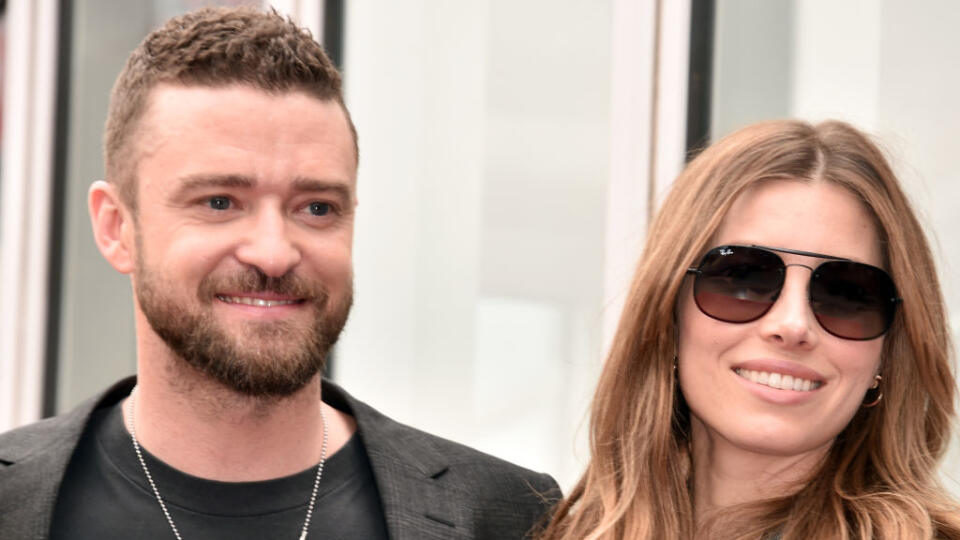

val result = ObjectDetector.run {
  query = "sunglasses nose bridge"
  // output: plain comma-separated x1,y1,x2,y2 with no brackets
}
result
781,263,817,305
756,265,821,347
783,262,816,273
783,263,816,294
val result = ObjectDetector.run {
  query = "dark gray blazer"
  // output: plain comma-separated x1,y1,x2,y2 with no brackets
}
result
0,377,560,540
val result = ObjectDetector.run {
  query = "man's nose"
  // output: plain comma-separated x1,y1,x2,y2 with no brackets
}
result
234,208,302,277
757,266,819,349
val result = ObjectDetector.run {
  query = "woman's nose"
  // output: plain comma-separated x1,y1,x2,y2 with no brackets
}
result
757,266,819,349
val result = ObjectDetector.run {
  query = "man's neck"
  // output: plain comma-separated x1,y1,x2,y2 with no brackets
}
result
125,343,356,482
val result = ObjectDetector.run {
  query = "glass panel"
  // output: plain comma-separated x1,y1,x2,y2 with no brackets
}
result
0,6,6,211
337,0,611,487
710,0,960,495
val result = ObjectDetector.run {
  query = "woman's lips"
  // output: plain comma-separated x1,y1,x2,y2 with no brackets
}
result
733,368,822,391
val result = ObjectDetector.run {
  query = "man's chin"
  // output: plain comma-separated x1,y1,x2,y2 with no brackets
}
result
175,345,326,398
145,315,330,398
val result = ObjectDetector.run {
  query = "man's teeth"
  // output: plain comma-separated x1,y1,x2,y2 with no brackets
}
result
217,295,299,307
734,368,821,392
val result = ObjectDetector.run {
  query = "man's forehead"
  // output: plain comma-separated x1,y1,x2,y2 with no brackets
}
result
132,83,358,190
136,83,356,160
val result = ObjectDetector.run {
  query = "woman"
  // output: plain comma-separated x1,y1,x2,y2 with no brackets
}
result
540,120,960,539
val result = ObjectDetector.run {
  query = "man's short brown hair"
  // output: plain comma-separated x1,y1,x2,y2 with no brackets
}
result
104,6,357,210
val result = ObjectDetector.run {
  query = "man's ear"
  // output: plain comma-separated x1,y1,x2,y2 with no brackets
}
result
89,180,135,274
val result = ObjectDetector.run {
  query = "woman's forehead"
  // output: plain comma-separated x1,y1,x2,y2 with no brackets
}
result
712,179,883,267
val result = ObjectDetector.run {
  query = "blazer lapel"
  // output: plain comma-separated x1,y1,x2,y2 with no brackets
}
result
323,381,473,540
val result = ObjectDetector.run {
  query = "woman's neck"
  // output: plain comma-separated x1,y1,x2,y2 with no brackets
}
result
689,418,831,526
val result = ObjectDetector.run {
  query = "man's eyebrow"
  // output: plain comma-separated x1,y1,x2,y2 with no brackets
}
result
174,174,256,194
291,177,354,202
172,175,353,201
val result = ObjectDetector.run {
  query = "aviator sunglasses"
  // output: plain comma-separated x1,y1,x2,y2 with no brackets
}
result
686,244,900,340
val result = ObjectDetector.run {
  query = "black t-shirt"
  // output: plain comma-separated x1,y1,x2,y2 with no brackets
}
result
49,402,390,540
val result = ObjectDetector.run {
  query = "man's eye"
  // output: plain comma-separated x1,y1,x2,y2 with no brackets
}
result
208,196,231,210
308,202,332,216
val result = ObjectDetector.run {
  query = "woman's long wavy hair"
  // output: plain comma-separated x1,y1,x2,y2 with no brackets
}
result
539,120,960,539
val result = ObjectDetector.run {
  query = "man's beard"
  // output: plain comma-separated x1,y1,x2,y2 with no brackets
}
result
136,259,352,398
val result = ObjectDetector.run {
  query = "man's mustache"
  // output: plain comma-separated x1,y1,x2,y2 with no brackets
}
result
197,268,329,303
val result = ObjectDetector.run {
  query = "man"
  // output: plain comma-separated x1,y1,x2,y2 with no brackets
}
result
0,7,559,539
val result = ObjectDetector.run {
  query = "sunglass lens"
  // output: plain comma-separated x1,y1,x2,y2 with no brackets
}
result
693,246,784,323
810,261,897,340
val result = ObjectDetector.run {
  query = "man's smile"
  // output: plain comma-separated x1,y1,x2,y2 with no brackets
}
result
215,294,305,307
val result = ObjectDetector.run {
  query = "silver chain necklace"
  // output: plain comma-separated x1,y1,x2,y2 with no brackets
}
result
126,385,328,540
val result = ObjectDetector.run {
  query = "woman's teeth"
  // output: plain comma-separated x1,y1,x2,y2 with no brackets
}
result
734,368,822,392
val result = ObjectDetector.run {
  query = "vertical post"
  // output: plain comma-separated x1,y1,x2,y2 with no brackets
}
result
685,0,715,159
603,0,690,354
0,0,59,431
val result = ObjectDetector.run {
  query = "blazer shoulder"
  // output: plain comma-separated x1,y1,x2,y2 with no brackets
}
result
0,377,135,466
414,426,560,497
0,405,90,467
328,382,561,503
373,416,562,537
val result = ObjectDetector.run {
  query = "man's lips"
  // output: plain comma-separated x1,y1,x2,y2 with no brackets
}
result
215,293,306,307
